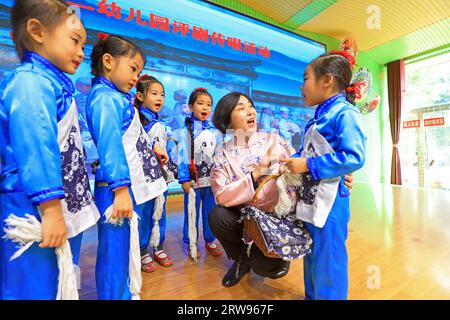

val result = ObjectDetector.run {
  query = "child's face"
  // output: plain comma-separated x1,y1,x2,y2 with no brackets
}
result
301,65,326,107
142,82,165,113
37,17,86,75
106,53,144,93
230,95,257,133
190,94,212,121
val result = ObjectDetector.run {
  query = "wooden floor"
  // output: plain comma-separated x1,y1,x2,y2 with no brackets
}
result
78,183,450,300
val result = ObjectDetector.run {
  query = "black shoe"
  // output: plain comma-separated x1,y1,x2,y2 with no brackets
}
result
269,261,290,279
222,260,251,287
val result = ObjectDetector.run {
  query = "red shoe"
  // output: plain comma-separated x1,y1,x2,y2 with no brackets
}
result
141,254,158,273
205,242,223,257
154,250,173,267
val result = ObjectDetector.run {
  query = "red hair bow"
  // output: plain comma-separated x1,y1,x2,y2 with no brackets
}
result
330,50,356,68
9,32,14,41
136,74,151,88
345,81,365,100
97,32,109,41
194,87,207,93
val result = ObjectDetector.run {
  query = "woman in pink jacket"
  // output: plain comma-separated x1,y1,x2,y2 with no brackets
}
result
209,92,296,287
209,92,353,288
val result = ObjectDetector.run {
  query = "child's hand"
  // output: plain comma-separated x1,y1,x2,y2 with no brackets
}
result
112,186,133,219
344,174,353,193
39,199,68,248
279,158,309,174
182,181,193,193
154,144,169,165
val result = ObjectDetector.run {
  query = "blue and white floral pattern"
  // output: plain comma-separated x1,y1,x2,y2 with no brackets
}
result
240,206,312,261
61,126,93,213
136,129,163,183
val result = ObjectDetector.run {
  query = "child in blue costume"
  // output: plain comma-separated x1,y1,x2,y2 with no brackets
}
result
177,88,223,260
86,35,166,300
281,51,366,300
134,74,175,272
0,0,98,299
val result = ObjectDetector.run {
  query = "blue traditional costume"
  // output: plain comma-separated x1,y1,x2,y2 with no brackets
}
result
0,52,99,299
138,108,176,253
86,76,166,300
293,93,366,300
177,115,221,250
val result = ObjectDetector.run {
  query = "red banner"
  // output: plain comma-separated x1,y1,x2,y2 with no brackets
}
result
403,120,420,128
424,117,445,127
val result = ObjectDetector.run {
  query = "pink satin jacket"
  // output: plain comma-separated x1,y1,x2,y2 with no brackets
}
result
211,131,295,212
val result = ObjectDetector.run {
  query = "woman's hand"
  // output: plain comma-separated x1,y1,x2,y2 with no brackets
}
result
39,199,68,248
252,144,276,181
112,186,133,219
182,181,193,193
154,144,169,165
279,158,309,174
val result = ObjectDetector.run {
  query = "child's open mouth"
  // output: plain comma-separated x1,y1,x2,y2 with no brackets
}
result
247,118,256,126
201,112,208,117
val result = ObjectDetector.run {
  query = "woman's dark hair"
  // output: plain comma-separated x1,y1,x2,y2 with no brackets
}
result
188,87,213,106
133,74,164,126
213,92,255,134
90,34,146,76
11,0,74,59
309,52,357,104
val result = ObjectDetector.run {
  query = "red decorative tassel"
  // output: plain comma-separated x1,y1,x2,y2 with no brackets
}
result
330,50,356,68
189,160,200,187
345,81,365,100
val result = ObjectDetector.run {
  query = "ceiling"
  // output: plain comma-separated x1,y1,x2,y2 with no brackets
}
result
217,0,450,64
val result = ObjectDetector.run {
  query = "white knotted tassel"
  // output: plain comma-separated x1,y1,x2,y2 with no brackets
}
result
275,172,303,218
149,194,165,248
187,188,198,262
104,207,142,300
2,213,79,300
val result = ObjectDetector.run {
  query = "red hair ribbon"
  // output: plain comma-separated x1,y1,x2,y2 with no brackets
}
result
9,32,14,41
97,32,109,41
135,74,151,88
194,87,207,93
345,81,365,100
330,50,356,68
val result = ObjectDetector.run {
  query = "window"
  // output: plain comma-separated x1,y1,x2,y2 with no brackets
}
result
400,52,450,189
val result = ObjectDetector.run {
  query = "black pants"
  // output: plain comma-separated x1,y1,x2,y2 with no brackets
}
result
209,205,288,278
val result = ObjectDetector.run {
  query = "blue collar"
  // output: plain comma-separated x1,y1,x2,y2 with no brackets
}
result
189,114,210,130
140,108,159,122
314,93,346,119
140,107,160,131
93,76,133,103
22,51,75,94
